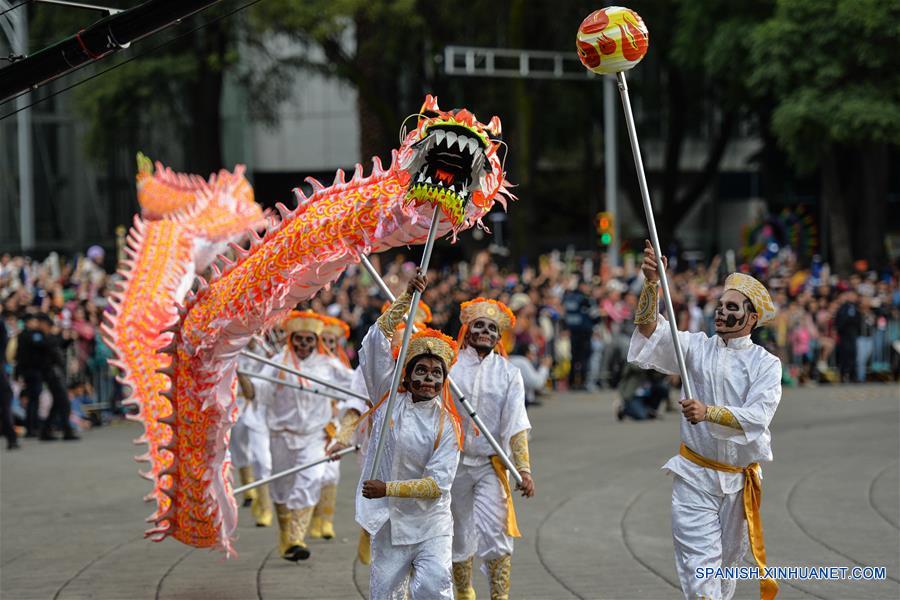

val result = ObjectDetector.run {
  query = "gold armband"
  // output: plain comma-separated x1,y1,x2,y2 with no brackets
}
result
237,373,255,400
385,477,441,499
634,279,659,325
509,430,531,473
335,409,360,445
706,405,743,430
377,291,413,337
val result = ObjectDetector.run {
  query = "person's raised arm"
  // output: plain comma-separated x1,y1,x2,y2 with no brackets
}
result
634,239,667,339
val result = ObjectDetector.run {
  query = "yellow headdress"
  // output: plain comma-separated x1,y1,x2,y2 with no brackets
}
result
459,297,515,332
393,328,459,373
282,310,325,335
319,315,351,339
723,273,776,327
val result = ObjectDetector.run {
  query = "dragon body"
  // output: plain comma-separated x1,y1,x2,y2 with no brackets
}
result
109,96,513,555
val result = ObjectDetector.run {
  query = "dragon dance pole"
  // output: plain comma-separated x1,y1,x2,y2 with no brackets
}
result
367,210,441,480
614,73,693,399
576,7,693,399
238,350,371,403
233,445,359,494
238,370,351,400
358,254,522,485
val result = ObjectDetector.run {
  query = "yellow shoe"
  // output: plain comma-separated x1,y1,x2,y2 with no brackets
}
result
357,529,371,565
452,556,476,600
238,466,257,507
275,504,292,558
312,483,337,540
308,515,324,540
284,507,314,561
320,520,335,540
487,554,511,600
252,483,273,527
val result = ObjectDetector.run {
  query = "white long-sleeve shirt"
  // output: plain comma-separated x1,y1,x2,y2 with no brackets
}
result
236,353,268,432
507,355,550,404
450,346,531,468
255,348,353,443
627,319,782,494
355,326,459,545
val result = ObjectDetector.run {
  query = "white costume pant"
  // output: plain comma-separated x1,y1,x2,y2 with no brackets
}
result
451,462,514,565
230,420,271,479
269,433,325,510
370,523,453,600
322,455,340,486
671,475,749,600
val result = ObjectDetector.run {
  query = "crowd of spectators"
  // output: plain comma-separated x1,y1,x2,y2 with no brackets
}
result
1,247,117,448
2,243,898,449
308,249,900,390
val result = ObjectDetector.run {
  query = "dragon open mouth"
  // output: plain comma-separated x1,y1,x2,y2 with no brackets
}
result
404,123,490,223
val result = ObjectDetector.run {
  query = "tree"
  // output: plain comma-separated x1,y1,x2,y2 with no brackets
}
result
749,0,900,272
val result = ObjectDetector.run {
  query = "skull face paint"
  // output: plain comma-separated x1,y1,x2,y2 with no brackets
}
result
290,331,318,360
320,331,339,355
465,317,500,353
404,355,446,401
714,289,758,336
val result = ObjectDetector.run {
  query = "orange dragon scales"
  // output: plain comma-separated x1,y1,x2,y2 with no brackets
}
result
104,96,514,555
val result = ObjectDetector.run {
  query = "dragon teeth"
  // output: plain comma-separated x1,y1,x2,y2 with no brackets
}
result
457,134,468,151
425,176,432,184
467,138,479,154
435,130,446,145
445,131,457,147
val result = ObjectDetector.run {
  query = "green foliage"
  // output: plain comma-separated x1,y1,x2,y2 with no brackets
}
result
75,55,196,159
749,0,900,171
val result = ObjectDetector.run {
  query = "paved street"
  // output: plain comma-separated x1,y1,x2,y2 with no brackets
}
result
1,384,898,600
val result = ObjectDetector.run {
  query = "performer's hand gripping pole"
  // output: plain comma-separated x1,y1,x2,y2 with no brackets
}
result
238,350,371,404
359,254,523,486
615,72,693,399
367,212,442,481
233,445,359,495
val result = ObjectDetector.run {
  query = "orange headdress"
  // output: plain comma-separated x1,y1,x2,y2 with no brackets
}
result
457,297,516,356
319,315,352,366
282,310,330,355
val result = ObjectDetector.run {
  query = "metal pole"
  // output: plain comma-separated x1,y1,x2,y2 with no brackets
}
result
239,350,370,404
616,71,693,399
603,75,618,267
359,253,523,485
368,212,441,480
238,370,348,400
233,445,358,494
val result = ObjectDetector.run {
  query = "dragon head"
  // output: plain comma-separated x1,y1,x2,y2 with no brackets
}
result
399,95,511,229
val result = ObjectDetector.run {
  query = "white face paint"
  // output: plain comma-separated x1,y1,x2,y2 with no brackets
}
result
714,289,758,336
466,317,500,352
405,355,445,401
290,331,317,359
320,331,338,354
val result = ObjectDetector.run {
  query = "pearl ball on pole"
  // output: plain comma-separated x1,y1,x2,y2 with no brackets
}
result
576,6,694,399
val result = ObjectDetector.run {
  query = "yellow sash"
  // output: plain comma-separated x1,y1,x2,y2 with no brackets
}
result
679,443,778,600
490,456,521,538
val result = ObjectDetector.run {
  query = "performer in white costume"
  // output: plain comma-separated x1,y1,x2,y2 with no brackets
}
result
309,315,356,541
449,297,535,600
628,241,781,600
340,299,435,565
254,310,353,561
350,272,462,599
229,339,273,526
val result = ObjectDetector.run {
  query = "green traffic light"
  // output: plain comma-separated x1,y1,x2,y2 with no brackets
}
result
600,233,612,244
